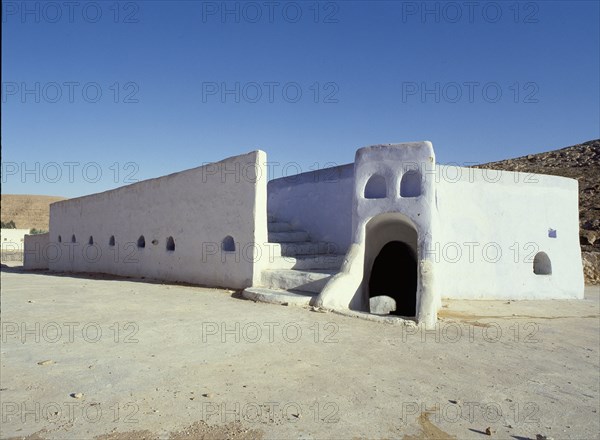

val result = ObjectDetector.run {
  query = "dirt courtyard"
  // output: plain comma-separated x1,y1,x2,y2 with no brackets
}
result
1,265,599,440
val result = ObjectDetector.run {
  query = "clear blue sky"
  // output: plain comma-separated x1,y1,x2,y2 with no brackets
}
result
2,0,599,197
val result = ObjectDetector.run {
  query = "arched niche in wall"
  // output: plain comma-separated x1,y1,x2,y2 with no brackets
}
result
364,174,387,199
400,170,422,198
533,252,552,275
166,236,175,252
222,236,235,252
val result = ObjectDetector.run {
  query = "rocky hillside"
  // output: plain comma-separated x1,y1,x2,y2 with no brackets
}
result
1,194,66,230
476,139,599,283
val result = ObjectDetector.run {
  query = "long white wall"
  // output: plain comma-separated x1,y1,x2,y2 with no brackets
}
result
435,165,584,299
47,151,268,289
268,164,354,253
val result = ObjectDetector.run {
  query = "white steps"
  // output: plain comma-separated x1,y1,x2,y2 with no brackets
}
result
268,231,309,243
243,287,317,307
261,269,336,293
271,241,339,257
243,215,343,307
268,254,345,270
267,222,294,232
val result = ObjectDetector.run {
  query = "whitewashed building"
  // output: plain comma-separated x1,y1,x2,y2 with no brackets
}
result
24,142,584,324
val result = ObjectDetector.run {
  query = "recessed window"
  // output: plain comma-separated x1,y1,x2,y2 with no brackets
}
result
533,252,552,275
71,234,76,243
166,236,175,252
364,175,387,199
137,235,146,248
58,235,62,243
109,235,115,246
222,235,235,252
88,236,94,245
400,170,422,198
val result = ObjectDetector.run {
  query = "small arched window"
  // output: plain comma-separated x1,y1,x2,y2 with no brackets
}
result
109,236,115,246
137,235,146,249
533,252,552,275
58,235,62,243
400,170,422,198
88,236,94,245
166,236,175,252
364,174,387,199
71,234,76,243
222,235,235,252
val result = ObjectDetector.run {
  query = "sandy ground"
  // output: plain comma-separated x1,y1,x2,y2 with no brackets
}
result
1,264,599,440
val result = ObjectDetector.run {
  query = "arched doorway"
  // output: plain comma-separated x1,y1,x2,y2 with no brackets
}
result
364,213,418,318
369,241,417,316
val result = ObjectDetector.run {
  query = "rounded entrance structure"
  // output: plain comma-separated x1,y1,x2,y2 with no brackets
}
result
364,213,418,318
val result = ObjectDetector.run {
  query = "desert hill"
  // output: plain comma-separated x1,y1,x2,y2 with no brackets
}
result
1,194,67,230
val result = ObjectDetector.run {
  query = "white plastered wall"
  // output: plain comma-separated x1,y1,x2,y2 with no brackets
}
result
435,165,584,299
47,151,268,289
23,233,50,269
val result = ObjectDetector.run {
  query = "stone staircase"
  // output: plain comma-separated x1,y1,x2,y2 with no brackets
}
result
242,216,345,306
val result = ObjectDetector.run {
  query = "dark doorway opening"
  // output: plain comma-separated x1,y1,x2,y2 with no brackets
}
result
368,241,417,317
